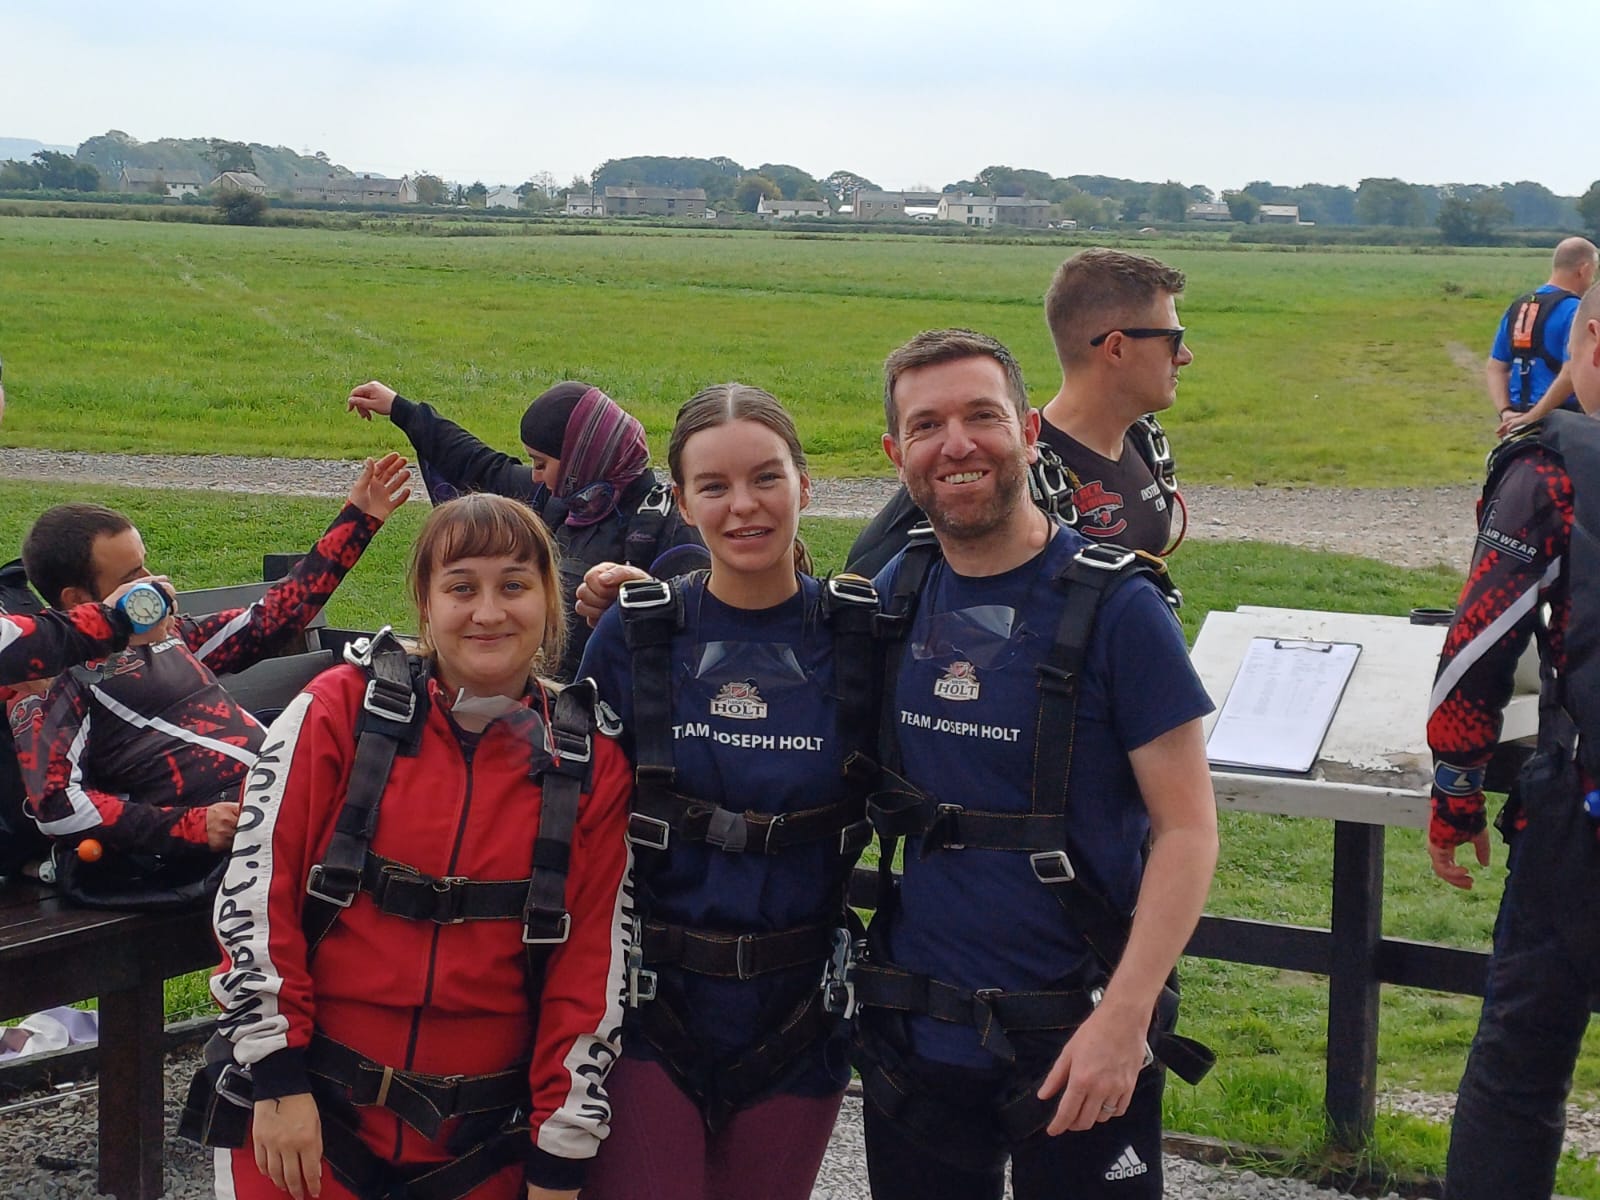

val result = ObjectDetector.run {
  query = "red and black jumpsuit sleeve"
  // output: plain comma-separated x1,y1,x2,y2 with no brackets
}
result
0,603,130,688
9,670,215,853
1427,451,1573,849
180,502,383,676
523,730,635,1192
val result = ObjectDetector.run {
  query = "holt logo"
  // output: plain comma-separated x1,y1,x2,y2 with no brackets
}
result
711,679,768,720
934,661,981,702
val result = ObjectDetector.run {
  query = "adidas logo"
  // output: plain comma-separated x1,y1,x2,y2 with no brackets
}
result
1103,1145,1149,1181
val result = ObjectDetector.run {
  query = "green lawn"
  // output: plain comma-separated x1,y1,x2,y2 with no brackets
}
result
0,215,1542,483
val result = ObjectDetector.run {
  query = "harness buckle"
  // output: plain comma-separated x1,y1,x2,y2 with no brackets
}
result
1072,545,1137,573
1088,986,1155,1067
546,723,592,765
826,574,878,608
934,803,965,851
214,1062,254,1109
626,813,671,850
820,928,860,1019
626,942,658,1006
1030,453,1074,516
705,807,751,853
1029,850,1076,884
637,482,674,517
434,876,469,923
735,934,756,981
362,676,416,725
619,579,674,611
522,910,572,945
305,864,358,908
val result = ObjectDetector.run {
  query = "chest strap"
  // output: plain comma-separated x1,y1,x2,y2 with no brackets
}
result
308,1032,528,1141
638,919,836,981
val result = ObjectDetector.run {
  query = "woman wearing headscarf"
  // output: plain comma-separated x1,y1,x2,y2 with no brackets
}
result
346,379,706,680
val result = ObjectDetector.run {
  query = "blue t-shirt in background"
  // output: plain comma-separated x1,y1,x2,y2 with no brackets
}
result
1491,284,1580,412
872,527,1213,1068
578,573,854,1095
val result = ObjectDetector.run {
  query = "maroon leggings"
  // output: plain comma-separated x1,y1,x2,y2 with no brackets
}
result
583,1056,844,1200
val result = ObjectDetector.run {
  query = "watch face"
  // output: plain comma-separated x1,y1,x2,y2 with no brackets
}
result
122,583,168,628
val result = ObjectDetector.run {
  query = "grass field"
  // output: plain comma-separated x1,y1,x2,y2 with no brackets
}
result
0,215,1550,483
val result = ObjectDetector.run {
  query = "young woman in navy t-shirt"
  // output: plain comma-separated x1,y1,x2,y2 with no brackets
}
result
579,384,873,1200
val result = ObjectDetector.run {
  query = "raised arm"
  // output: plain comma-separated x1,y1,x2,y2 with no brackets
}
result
349,380,538,502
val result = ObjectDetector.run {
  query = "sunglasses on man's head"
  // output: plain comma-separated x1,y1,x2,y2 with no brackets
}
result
1088,327,1186,356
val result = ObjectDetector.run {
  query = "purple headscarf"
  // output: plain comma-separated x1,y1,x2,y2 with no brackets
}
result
554,387,651,527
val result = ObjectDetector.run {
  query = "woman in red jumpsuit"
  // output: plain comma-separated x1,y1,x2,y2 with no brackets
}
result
209,493,635,1200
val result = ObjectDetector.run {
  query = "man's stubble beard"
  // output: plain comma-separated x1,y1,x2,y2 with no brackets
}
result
906,447,1032,545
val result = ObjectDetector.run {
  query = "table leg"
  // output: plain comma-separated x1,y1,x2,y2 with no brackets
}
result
1325,819,1383,1149
98,978,165,1200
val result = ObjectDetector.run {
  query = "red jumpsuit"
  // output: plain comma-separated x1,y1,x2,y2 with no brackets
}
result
211,662,635,1198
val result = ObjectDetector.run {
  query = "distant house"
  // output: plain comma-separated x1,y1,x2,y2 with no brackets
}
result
993,196,1051,228
755,197,830,220
1258,204,1302,224
852,190,942,221
564,191,602,216
292,173,417,205
938,194,998,227
210,171,268,195
602,186,707,218
119,167,205,198
1186,201,1231,222
485,185,520,209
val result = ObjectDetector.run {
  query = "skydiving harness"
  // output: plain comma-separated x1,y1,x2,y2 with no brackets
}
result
1504,288,1580,411
852,530,1213,1148
623,481,679,569
183,627,597,1200
1041,414,1185,556
615,572,880,1128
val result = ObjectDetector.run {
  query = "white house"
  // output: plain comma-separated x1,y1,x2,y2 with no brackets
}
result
564,191,602,216
486,185,519,209
119,167,205,198
210,171,268,195
755,197,830,220
938,194,998,226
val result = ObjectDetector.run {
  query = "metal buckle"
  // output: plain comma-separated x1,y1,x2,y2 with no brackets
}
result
305,864,357,908
619,579,673,610
826,574,877,607
626,942,658,1006
546,724,592,765
734,934,756,981
433,875,469,924
1073,545,1137,572
935,803,965,851
1029,850,1076,884
1088,987,1154,1066
362,677,416,724
819,928,859,1019
215,1062,254,1109
522,911,572,945
1030,454,1073,516
626,813,671,850
637,483,674,516
341,626,387,668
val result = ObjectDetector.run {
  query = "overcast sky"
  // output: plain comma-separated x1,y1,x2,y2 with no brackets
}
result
4,0,1589,195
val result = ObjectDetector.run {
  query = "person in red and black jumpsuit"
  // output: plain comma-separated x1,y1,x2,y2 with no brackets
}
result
1427,282,1600,1199
211,492,633,1200
9,455,410,867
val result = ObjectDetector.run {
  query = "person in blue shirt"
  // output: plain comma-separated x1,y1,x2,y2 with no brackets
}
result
856,328,1218,1200
1491,236,1598,436
577,383,876,1200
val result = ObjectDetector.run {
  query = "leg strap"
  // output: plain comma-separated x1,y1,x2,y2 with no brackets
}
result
319,1109,527,1200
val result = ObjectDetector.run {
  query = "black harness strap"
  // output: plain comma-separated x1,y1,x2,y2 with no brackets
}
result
623,481,675,569
307,1032,529,1141
319,1105,527,1200
639,919,836,981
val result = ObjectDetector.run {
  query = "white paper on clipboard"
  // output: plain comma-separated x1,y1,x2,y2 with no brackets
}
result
1205,637,1362,773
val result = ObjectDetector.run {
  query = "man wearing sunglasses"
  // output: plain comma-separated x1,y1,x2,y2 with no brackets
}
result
1038,249,1192,557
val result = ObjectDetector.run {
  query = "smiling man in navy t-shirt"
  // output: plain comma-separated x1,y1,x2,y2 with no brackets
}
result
855,328,1217,1200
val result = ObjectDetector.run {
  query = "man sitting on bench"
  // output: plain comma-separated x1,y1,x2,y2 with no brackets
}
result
8,455,410,896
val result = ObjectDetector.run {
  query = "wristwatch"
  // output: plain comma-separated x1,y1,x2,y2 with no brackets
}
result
116,581,170,633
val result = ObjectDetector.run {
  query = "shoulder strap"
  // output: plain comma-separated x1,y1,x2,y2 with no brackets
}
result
1509,289,1579,374
873,529,942,780
1132,414,1179,496
618,576,687,834
520,680,596,949
302,628,427,948
623,481,676,569
819,573,881,764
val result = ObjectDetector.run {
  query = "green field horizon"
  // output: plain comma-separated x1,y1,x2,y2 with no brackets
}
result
0,215,1548,484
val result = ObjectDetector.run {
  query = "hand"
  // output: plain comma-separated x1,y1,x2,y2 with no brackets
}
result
347,380,398,419
348,452,413,521
1036,1000,1148,1135
527,1188,580,1200
575,562,652,628
253,1092,323,1199
1430,829,1491,889
1496,410,1525,439
207,801,242,852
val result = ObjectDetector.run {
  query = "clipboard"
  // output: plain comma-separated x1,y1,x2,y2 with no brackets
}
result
1205,637,1362,774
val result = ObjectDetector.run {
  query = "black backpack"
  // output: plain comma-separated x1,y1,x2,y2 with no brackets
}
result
1504,288,1580,410
0,559,51,878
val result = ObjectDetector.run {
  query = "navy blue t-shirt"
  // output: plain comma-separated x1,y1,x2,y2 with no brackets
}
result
873,527,1212,1068
578,573,854,1095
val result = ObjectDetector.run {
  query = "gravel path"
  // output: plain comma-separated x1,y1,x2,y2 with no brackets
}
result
0,447,1479,570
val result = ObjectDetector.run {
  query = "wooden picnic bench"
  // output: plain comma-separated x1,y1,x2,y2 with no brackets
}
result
0,559,360,1199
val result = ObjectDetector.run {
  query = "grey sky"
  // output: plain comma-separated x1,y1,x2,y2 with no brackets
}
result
5,0,1589,195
